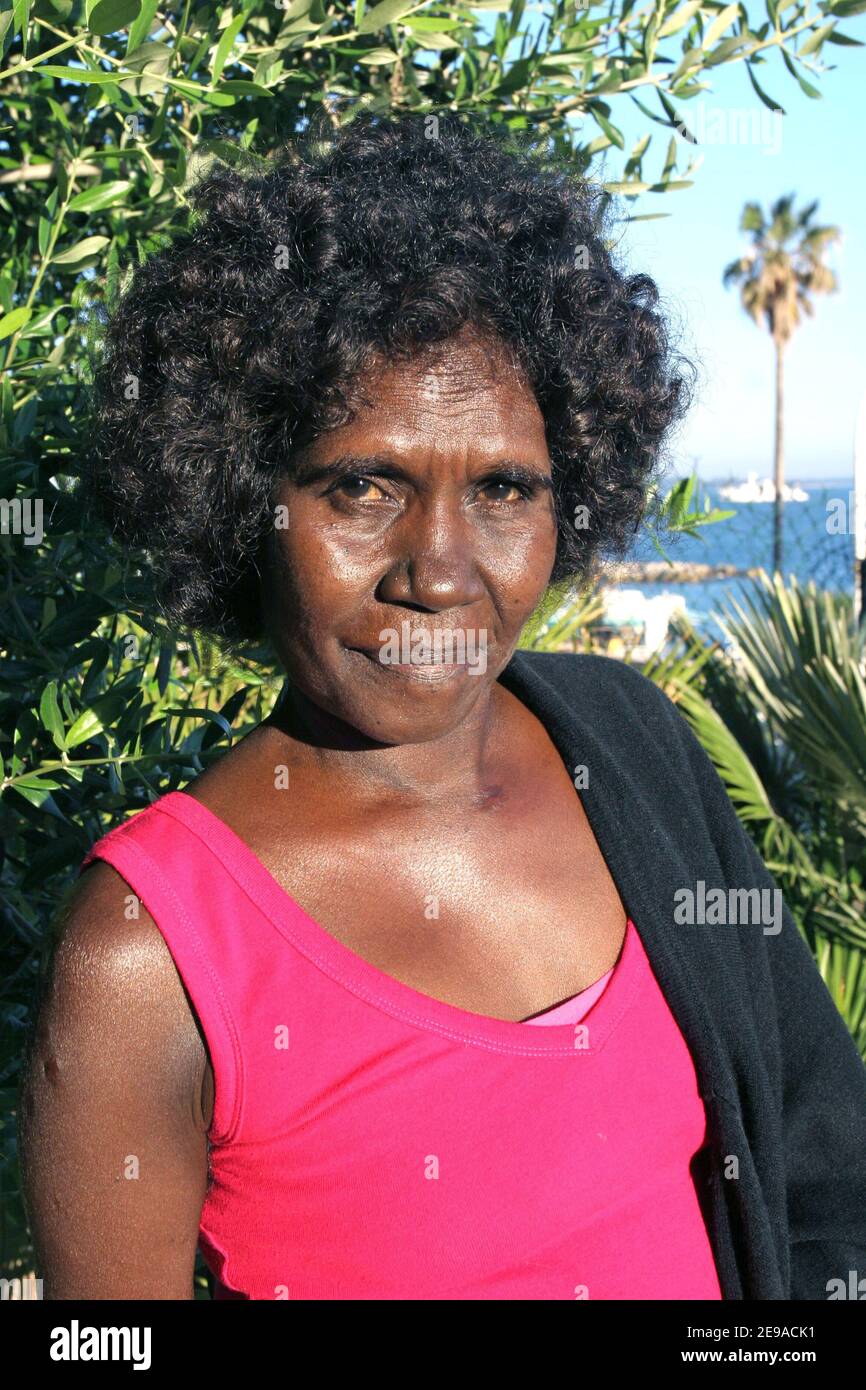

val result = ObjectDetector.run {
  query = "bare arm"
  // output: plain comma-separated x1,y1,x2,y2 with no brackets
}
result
18,861,211,1299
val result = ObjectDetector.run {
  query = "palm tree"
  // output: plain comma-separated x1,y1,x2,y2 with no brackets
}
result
723,196,839,574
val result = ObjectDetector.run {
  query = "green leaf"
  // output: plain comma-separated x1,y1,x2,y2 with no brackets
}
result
780,46,821,97
595,67,623,94
656,87,696,140
12,773,62,796
494,54,533,97
648,178,693,191
39,681,67,751
604,180,651,194
745,59,785,112
64,688,134,749
358,46,399,63
356,0,416,33
662,134,677,178
65,708,104,749
659,0,702,37
126,0,158,53
51,235,110,267
164,706,234,742
408,30,459,48
219,79,273,96
125,38,171,72
589,103,625,149
38,214,53,258
404,13,460,29
621,212,672,222
13,0,31,54
643,6,661,66
670,45,704,82
211,9,250,85
36,65,119,82
799,20,835,55
88,0,139,34
705,33,752,65
169,76,237,105
0,306,32,339
13,397,37,442
67,179,130,212
702,1,739,50
681,471,696,515
34,0,87,21
10,778,63,807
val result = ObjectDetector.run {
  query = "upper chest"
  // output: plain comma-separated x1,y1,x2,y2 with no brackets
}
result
189,727,628,1022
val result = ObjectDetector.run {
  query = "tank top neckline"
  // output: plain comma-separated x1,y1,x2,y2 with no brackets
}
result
152,789,645,1056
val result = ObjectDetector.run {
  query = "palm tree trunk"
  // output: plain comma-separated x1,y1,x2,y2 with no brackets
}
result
773,339,784,574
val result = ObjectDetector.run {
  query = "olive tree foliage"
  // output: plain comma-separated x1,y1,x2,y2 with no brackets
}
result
1,0,864,1276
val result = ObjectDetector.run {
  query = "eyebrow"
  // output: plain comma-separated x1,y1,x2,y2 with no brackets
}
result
291,453,554,490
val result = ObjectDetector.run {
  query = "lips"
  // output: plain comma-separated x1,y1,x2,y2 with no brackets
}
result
350,648,467,681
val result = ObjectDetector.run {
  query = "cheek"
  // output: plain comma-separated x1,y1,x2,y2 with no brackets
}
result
483,510,558,592
273,526,376,624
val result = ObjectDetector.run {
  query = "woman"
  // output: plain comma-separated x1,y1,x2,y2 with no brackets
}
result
20,111,866,1301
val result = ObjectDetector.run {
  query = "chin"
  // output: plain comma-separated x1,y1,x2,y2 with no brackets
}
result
341,666,492,745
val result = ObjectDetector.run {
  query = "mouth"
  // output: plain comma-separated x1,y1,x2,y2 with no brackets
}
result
349,648,469,682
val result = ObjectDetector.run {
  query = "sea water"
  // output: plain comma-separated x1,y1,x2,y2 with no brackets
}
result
627,479,855,642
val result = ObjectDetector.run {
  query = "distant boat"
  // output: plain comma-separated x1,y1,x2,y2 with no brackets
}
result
718,471,809,503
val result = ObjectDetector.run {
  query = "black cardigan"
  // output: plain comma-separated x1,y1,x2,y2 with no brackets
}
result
498,645,866,1301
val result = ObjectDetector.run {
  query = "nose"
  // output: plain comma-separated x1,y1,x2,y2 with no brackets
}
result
376,496,487,613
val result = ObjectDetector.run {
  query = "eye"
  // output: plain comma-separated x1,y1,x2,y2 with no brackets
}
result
331,474,388,502
478,477,533,505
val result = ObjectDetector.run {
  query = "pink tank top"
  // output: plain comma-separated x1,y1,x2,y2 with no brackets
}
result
80,791,722,1301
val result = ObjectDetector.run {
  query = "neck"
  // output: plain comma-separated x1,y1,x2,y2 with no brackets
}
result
262,675,515,808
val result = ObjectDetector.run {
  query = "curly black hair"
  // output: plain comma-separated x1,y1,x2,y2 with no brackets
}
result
85,108,691,648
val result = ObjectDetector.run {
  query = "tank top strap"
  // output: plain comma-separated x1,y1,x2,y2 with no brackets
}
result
79,791,247,1144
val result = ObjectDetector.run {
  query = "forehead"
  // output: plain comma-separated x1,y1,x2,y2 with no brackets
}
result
312,330,548,462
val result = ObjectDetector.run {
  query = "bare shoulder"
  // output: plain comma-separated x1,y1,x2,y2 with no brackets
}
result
19,859,212,1298
26,858,211,1134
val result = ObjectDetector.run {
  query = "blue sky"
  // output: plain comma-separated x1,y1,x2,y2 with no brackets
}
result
483,7,866,483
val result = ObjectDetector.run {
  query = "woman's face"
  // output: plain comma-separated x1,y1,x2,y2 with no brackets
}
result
261,326,558,745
